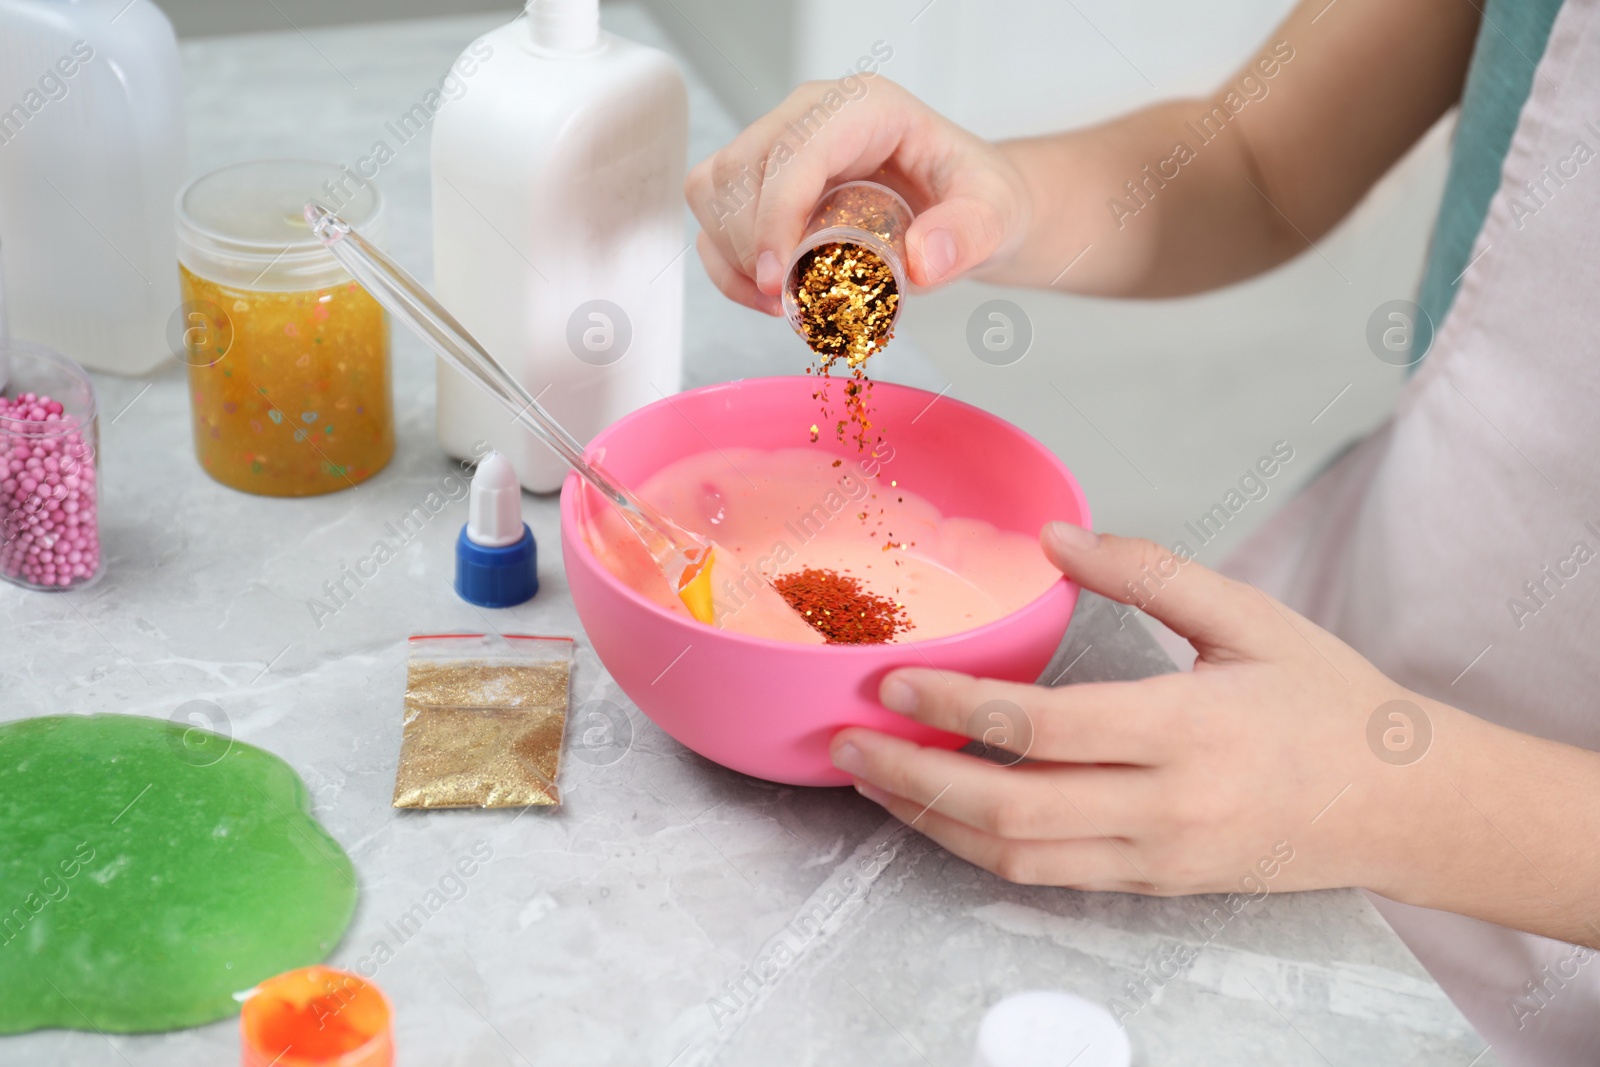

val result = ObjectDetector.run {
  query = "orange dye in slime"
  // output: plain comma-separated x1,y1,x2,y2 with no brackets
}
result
181,265,394,497
582,447,1060,643
240,966,393,1067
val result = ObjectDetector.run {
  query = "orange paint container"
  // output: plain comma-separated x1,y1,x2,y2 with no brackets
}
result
240,966,394,1067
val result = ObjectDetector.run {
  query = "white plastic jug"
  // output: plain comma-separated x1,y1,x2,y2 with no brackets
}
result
0,0,185,376
431,0,688,493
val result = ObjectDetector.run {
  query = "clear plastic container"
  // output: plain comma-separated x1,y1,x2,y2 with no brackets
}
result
175,159,394,497
0,342,102,591
239,966,394,1067
0,0,185,375
781,180,912,363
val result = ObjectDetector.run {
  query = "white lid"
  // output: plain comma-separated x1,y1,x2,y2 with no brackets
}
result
974,991,1131,1067
176,159,384,291
526,0,601,52
467,452,526,547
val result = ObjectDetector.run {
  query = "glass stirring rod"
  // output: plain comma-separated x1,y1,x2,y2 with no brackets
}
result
302,200,720,622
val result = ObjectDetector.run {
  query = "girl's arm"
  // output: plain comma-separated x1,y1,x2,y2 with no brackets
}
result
992,0,1482,295
687,0,1481,307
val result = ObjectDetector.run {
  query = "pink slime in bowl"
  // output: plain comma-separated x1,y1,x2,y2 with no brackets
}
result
559,377,1091,787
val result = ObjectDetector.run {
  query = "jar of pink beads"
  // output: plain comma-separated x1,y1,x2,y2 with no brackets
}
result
0,343,101,591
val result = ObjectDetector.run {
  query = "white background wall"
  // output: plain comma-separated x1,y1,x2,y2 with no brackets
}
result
153,0,514,37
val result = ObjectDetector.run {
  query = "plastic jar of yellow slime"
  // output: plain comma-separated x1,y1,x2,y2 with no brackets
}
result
175,160,393,496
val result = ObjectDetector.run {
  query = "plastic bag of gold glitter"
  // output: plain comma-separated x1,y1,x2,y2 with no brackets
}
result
393,633,573,809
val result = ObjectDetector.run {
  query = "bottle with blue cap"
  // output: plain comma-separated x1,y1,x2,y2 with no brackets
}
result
455,451,539,608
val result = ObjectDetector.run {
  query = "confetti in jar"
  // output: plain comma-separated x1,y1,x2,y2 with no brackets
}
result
175,160,394,497
781,181,912,452
0,343,102,591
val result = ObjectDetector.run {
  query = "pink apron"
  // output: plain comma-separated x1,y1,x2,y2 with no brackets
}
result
1225,1,1600,1061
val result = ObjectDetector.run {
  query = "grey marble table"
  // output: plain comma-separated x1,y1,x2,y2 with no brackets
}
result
0,8,1491,1066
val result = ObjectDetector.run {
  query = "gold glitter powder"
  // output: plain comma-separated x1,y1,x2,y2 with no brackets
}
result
393,636,573,809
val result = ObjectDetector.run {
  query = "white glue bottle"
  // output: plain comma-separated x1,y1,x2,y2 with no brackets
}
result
0,0,185,375
431,0,687,493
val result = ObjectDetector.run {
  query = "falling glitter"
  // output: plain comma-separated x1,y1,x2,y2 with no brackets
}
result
792,241,897,454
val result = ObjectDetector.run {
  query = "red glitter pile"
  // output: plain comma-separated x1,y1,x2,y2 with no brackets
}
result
772,567,909,645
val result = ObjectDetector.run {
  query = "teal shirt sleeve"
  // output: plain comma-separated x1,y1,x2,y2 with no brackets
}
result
1414,0,1566,344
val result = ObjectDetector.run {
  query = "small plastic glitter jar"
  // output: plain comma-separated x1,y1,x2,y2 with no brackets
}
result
239,966,394,1067
176,160,394,497
781,180,912,366
0,342,102,592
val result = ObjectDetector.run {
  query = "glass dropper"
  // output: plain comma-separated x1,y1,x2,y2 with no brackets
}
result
302,200,719,621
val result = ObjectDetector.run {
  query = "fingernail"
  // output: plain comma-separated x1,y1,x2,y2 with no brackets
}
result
755,250,783,294
855,781,891,806
879,675,919,714
1045,521,1099,551
832,742,865,775
922,229,957,280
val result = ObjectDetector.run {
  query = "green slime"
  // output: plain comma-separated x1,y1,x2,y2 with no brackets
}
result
0,714,358,1034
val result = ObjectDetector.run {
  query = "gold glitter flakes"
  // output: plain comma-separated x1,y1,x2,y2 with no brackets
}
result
789,242,900,370
783,182,913,455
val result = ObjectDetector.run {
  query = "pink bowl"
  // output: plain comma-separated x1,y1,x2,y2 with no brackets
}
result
559,377,1090,787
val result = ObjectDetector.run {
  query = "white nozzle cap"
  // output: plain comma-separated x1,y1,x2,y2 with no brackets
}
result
527,0,601,52
467,452,526,548
973,992,1130,1067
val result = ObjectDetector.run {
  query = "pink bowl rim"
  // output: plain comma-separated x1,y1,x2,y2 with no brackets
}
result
558,376,1093,656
